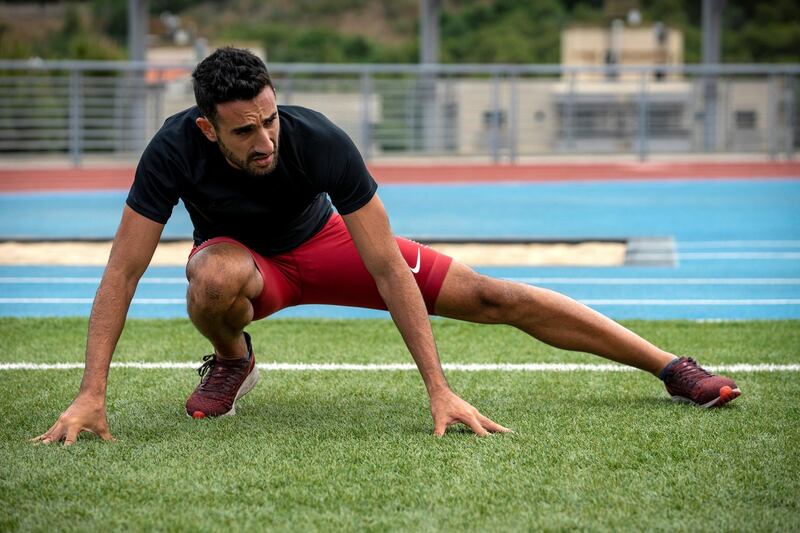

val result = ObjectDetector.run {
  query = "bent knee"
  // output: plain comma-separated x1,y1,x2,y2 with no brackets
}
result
186,244,260,308
472,275,523,323
441,268,524,324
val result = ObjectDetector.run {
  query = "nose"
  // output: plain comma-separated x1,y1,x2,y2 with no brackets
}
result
254,126,274,154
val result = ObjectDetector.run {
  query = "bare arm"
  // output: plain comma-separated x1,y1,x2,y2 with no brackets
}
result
342,195,509,437
33,205,164,445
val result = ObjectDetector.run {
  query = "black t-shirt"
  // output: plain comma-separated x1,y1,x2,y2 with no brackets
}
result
126,105,378,256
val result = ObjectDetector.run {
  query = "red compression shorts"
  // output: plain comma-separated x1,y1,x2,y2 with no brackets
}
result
188,213,454,320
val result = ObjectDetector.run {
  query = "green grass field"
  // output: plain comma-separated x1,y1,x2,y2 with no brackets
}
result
2,318,799,531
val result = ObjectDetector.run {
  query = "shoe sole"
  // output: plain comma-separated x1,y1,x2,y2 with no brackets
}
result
671,387,741,408
187,366,260,418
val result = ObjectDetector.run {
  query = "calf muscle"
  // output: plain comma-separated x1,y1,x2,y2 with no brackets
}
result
186,243,263,359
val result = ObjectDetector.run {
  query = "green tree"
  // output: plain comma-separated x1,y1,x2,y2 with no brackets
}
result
725,1,800,62
53,4,124,60
441,0,567,63
642,0,800,63
0,22,33,59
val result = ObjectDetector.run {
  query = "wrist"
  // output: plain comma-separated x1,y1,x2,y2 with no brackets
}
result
78,370,109,399
76,388,107,404
426,382,451,398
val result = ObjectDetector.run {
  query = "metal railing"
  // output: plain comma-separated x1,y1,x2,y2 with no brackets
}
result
0,60,797,164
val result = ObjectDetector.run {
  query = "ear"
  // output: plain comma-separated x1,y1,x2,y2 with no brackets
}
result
195,116,218,142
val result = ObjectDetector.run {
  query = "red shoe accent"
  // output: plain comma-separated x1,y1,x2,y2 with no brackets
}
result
661,357,741,408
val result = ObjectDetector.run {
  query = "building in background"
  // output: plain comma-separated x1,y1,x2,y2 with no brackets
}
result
432,22,781,158
561,24,683,80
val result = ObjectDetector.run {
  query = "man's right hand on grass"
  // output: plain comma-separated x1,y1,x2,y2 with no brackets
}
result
429,388,511,437
32,395,114,446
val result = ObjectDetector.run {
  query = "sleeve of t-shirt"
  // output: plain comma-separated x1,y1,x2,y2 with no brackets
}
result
125,139,182,224
312,117,378,215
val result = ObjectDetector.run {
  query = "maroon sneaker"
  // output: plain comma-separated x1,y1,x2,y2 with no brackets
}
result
185,332,259,418
659,357,741,408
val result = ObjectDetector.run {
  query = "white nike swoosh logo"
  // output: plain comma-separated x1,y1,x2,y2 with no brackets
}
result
410,248,421,274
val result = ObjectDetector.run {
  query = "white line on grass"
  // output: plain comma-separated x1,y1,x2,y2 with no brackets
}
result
1,362,798,372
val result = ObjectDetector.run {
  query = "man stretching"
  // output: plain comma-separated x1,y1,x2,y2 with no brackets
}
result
35,47,740,446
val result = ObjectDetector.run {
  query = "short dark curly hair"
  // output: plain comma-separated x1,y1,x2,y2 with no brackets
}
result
191,47,275,124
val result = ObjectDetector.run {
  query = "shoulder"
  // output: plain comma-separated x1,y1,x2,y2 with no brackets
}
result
140,106,208,174
279,105,349,144
148,106,206,154
278,105,361,166
278,105,332,128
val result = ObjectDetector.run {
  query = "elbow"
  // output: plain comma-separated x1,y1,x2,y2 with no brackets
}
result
101,262,144,296
367,252,408,282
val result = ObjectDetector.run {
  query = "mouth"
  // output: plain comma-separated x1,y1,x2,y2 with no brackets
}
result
251,154,273,167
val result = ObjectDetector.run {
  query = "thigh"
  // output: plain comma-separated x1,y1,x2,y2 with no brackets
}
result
435,259,536,324
432,260,490,321
293,214,453,314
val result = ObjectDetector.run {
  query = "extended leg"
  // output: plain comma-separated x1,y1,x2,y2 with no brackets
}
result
434,261,675,375
185,242,263,359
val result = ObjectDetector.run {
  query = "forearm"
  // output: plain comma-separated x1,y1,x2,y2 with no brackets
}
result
78,271,138,399
374,268,449,395
341,195,450,397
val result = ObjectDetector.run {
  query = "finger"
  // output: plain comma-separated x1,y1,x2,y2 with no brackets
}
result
477,413,512,433
41,432,60,445
39,424,65,445
63,426,80,447
464,416,490,437
96,426,114,441
433,417,448,437
31,420,60,443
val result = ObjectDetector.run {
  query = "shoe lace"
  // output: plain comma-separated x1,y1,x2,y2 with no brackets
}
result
197,354,216,379
196,354,245,397
671,357,712,388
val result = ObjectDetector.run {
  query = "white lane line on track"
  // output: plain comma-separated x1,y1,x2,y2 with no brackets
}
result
508,277,800,285
581,299,800,305
2,298,800,306
0,298,186,304
1,362,798,372
629,252,800,260
677,240,800,249
0,277,186,284
4,276,800,286
680,252,800,259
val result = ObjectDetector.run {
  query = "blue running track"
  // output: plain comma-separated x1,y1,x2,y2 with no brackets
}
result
1,179,798,320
